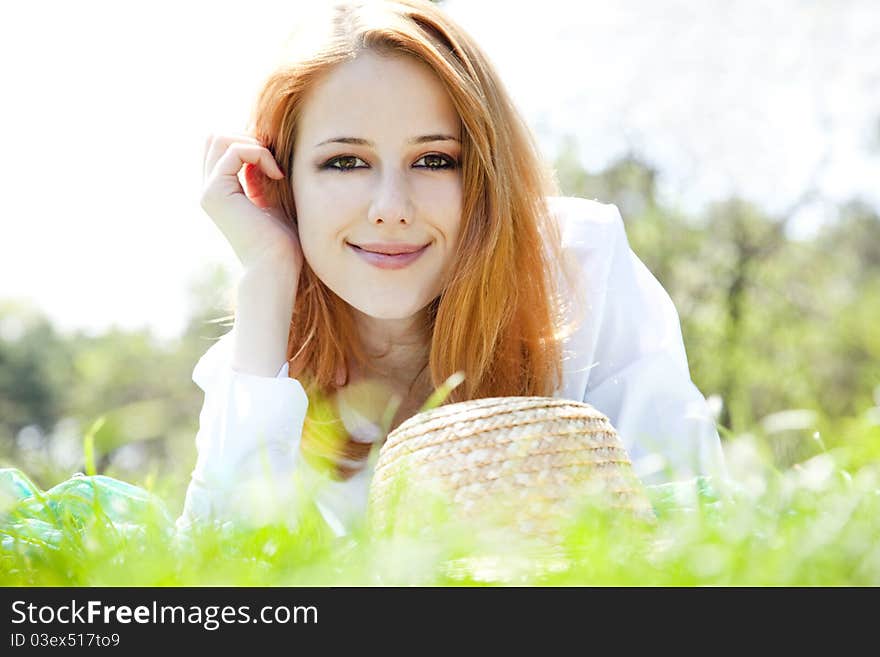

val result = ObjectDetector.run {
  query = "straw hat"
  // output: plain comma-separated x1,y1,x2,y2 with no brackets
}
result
367,396,655,544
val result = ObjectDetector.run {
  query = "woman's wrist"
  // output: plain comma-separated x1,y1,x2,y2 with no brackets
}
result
232,253,300,377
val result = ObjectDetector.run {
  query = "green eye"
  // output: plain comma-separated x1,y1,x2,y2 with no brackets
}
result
415,154,457,170
324,156,367,171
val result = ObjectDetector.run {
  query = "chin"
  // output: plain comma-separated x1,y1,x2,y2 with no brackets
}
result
351,301,424,321
346,290,436,321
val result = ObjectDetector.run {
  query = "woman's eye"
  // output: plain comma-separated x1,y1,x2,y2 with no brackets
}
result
324,155,368,172
415,153,457,170
322,153,458,172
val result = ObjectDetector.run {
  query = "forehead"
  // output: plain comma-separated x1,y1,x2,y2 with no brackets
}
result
297,50,461,142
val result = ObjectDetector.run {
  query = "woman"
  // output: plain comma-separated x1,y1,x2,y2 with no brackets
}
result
182,0,726,535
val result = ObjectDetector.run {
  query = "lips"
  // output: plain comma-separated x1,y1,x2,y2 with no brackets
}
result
351,242,429,255
348,242,429,270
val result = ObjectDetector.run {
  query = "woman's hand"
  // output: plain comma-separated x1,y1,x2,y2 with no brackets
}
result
200,133,303,273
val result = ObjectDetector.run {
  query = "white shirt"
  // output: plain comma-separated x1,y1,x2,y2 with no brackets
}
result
177,196,727,535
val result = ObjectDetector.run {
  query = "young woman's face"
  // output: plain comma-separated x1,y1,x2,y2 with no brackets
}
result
291,50,463,322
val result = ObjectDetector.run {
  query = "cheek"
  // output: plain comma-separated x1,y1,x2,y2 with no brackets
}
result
440,186,463,241
296,221,321,258
292,176,342,246
414,176,463,230
297,219,339,267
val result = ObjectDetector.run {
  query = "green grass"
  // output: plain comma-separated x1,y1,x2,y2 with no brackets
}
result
2,407,878,586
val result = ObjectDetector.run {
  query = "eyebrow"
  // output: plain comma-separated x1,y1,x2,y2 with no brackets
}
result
315,134,460,148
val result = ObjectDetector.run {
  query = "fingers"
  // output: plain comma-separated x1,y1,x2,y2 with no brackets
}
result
203,133,259,181
212,142,285,181
202,133,282,183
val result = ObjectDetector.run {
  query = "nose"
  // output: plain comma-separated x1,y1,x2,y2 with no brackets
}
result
368,168,413,225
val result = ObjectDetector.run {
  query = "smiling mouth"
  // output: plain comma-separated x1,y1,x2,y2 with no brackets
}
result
347,242,430,270
348,244,429,255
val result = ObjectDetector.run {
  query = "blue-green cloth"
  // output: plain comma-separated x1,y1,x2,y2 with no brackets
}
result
0,468,173,554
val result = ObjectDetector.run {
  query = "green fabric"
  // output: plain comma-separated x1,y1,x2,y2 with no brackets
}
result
1,468,173,553
645,475,725,520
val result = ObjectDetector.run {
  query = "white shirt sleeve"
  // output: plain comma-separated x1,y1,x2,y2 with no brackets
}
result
581,203,727,485
176,327,314,531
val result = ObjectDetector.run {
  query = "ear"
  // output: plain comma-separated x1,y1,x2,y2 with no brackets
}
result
242,162,279,209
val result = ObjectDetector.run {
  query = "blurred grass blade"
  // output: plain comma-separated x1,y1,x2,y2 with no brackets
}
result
419,371,465,413
82,416,106,477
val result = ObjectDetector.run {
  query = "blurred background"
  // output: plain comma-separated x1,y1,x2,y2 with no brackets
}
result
1,0,878,506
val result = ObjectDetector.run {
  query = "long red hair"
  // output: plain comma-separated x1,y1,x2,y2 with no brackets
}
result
243,0,583,480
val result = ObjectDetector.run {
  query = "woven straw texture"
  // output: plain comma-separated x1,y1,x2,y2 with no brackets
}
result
367,396,654,541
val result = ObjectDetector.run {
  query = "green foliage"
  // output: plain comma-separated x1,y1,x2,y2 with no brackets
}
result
0,302,69,454
554,144,880,461
0,265,234,498
1,409,877,585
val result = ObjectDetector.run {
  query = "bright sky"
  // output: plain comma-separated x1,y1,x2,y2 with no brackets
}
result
1,0,878,341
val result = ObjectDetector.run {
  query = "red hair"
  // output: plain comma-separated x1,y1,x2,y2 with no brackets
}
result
244,0,583,480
